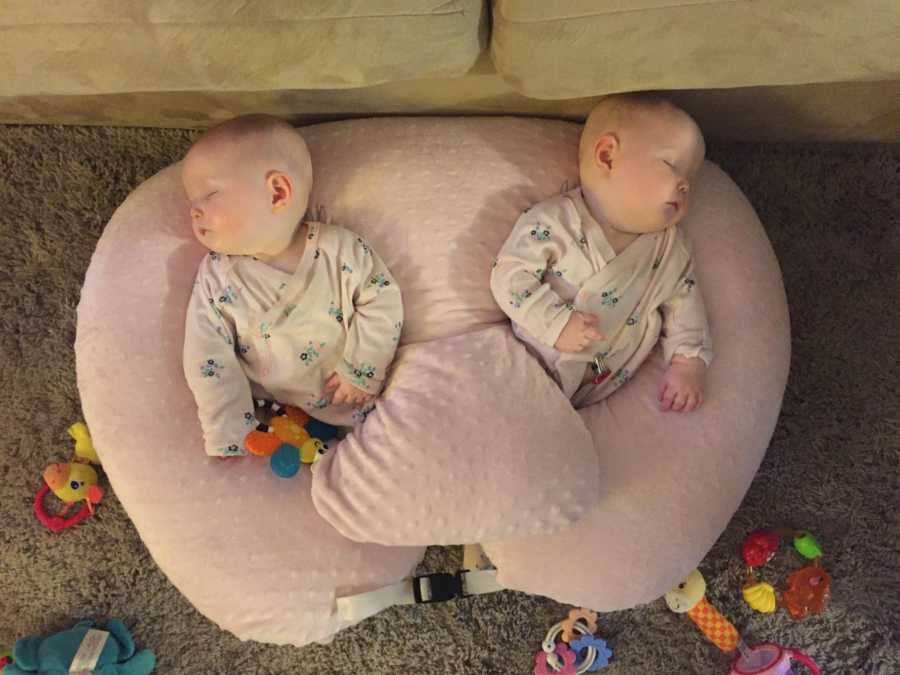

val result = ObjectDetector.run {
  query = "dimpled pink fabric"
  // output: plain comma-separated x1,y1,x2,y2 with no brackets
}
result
311,325,598,545
76,117,789,646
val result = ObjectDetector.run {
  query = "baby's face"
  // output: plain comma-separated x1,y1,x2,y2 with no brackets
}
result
585,110,705,234
182,145,295,257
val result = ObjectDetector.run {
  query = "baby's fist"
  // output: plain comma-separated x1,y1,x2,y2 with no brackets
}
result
658,355,706,412
325,372,375,407
554,311,605,353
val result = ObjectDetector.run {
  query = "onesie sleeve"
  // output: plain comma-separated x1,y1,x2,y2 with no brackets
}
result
340,238,404,395
659,246,714,367
490,203,573,347
182,257,258,456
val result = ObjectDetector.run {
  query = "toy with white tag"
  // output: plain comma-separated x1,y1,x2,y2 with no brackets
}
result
2,619,154,675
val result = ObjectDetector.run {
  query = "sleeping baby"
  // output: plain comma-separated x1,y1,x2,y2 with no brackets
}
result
491,94,712,412
182,114,403,456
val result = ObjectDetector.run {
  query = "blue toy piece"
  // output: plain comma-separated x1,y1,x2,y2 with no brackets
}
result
5,619,155,675
305,419,338,442
270,444,301,478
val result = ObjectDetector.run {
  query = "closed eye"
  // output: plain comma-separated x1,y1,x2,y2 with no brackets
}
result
662,160,676,169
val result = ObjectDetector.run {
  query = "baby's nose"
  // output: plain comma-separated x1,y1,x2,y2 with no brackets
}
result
190,207,202,220
677,180,690,194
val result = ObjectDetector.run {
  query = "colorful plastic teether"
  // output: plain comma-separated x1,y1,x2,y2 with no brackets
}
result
533,642,576,675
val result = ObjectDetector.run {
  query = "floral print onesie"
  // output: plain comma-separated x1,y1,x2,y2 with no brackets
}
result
491,189,712,408
184,222,403,456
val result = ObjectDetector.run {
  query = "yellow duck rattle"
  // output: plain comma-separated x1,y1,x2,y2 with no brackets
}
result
34,422,105,533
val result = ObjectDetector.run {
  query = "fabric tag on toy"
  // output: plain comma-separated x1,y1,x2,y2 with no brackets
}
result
68,628,109,673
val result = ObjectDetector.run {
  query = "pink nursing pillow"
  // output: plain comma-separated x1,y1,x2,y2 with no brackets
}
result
76,117,788,646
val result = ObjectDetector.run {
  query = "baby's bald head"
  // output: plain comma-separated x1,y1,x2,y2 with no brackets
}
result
182,114,314,256
579,94,703,167
184,114,313,189
578,94,706,234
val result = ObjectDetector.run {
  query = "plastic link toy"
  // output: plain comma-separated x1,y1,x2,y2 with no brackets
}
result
533,608,612,674
741,529,830,619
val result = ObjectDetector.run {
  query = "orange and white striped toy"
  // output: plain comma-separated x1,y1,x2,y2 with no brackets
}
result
665,569,740,653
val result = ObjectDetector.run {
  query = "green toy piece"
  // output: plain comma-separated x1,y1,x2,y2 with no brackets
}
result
793,531,823,559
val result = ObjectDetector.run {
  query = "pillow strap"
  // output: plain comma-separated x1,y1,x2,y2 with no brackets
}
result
335,569,504,624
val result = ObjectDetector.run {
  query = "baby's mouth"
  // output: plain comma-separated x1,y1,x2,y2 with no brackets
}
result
666,201,681,212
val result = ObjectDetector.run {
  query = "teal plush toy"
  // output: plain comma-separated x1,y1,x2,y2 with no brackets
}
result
3,619,155,675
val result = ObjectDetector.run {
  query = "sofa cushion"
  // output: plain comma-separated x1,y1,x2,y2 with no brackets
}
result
490,0,900,99
0,0,486,96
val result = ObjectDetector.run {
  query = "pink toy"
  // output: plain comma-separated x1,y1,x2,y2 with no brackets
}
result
33,484,98,533
730,642,820,675
533,643,576,675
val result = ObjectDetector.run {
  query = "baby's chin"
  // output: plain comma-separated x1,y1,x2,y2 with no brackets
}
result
619,218,673,235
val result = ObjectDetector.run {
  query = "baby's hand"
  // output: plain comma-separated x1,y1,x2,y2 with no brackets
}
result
658,355,706,412
325,372,376,407
554,311,605,353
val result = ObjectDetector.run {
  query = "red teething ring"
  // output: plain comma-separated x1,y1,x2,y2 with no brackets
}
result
33,484,94,532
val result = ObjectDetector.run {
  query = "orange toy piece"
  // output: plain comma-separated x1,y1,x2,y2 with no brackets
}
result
780,560,831,619
687,596,741,652
561,608,598,642
283,405,310,427
270,416,311,447
245,431,282,457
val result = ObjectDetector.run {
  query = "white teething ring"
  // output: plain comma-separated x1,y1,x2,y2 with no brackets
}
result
541,620,597,674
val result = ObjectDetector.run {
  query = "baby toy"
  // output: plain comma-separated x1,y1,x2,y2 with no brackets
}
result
665,568,740,652
533,608,612,674
741,529,830,619
728,642,821,675
2,619,155,675
68,422,101,464
244,401,336,478
33,422,105,533
665,569,820,674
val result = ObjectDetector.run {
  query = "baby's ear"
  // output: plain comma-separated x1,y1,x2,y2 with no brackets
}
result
265,170,293,211
593,133,618,171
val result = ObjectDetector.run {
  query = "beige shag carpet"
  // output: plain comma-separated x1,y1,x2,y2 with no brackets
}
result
0,124,897,674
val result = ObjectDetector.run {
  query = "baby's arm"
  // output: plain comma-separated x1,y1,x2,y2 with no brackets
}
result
658,256,713,413
334,237,404,405
491,206,596,350
183,262,258,455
